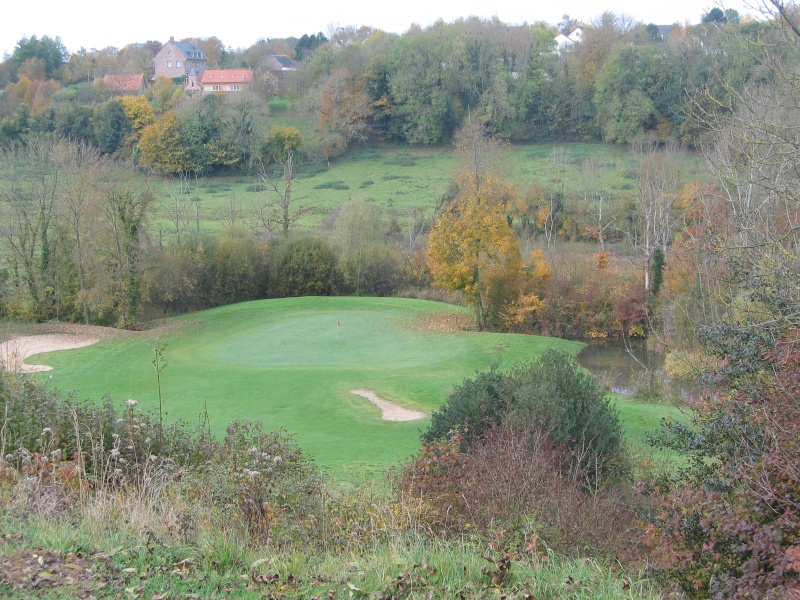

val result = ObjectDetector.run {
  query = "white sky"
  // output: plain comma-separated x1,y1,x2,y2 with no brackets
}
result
3,0,753,59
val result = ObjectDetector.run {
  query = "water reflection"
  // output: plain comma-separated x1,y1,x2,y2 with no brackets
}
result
577,342,696,400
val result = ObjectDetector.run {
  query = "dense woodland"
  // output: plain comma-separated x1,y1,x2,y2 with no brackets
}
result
0,8,762,153
2,1,800,596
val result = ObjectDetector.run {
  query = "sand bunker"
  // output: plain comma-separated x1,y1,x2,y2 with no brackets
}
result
0,335,100,373
350,389,426,422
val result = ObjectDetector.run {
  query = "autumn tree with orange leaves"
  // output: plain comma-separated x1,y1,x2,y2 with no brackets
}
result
316,69,371,143
427,172,521,330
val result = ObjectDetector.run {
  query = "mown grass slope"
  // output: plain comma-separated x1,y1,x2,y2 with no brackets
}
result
28,297,679,474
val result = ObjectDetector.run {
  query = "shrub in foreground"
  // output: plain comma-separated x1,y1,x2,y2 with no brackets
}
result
423,350,629,483
0,371,322,547
180,422,323,546
644,334,800,598
401,422,644,562
0,370,660,597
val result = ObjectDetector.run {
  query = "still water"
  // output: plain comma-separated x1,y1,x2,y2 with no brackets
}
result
577,342,696,400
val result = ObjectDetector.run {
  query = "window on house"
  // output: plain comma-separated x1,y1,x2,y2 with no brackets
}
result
167,61,172,68
231,85,239,91
176,61,181,68
212,85,221,91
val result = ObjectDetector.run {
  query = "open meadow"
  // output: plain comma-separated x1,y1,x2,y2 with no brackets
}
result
12,297,681,476
146,141,706,242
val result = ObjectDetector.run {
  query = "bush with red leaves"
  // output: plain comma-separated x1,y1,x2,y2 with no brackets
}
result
645,331,800,598
399,421,644,562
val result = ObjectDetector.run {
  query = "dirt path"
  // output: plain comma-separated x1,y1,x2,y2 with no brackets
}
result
350,389,426,422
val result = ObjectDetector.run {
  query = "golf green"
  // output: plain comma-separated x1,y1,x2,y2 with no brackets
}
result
27,297,673,474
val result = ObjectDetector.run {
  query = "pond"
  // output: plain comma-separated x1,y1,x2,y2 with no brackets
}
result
577,342,697,401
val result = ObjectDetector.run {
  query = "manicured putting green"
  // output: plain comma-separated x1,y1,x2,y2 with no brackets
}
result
30,297,673,474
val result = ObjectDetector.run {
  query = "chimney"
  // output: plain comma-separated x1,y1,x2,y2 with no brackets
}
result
169,36,174,43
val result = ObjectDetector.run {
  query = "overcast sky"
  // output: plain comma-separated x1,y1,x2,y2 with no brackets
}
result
3,0,753,59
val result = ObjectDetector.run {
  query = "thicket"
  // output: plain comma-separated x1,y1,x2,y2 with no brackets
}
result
142,224,411,320
515,251,648,340
639,3,800,596
0,369,322,546
422,350,629,484
401,424,642,561
644,334,800,597
403,351,635,563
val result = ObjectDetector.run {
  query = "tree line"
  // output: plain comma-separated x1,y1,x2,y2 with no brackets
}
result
0,10,772,162
0,140,409,327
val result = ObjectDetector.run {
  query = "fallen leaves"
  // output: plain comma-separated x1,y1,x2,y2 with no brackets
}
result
408,312,472,334
0,549,119,598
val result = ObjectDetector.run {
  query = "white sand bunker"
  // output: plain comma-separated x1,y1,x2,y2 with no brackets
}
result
0,335,100,373
351,389,426,422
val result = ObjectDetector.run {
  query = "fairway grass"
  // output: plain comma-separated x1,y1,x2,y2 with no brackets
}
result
24,297,680,474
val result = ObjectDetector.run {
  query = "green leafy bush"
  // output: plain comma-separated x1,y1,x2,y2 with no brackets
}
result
510,351,628,481
423,368,510,444
422,351,628,483
269,236,341,297
312,180,349,190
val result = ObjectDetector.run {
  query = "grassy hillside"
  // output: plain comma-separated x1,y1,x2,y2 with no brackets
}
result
147,145,459,237
25,297,680,475
146,142,706,242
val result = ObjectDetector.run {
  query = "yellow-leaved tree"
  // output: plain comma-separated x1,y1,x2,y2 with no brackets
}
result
427,172,522,329
120,95,155,138
138,111,195,175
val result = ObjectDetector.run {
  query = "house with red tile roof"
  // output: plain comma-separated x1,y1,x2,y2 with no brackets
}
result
100,74,147,95
197,69,254,93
